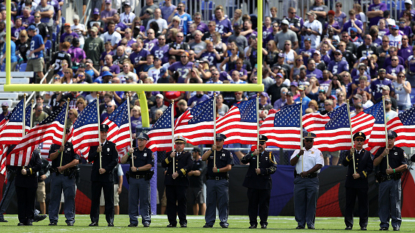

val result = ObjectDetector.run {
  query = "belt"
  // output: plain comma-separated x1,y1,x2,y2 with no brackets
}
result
130,174,146,179
208,176,228,180
296,173,318,178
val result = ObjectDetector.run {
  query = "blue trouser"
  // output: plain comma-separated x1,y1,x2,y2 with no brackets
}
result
0,171,16,218
205,179,229,226
378,179,402,229
293,177,319,228
129,178,151,225
49,173,76,224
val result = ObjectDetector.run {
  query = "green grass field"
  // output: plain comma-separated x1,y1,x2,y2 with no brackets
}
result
1,215,415,232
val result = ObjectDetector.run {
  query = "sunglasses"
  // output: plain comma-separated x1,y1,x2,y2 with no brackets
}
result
355,139,365,142
259,141,266,145
180,56,187,58
305,139,314,142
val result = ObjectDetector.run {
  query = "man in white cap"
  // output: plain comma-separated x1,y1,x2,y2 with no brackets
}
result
302,12,322,49
149,94,167,123
0,101,9,121
401,0,415,20
275,19,298,51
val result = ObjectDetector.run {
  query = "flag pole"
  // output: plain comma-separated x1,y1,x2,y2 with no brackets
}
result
346,101,356,174
300,98,303,172
256,93,259,169
29,99,34,132
171,100,175,174
213,93,217,167
126,93,134,165
60,98,70,169
22,94,26,138
382,96,389,168
96,96,102,169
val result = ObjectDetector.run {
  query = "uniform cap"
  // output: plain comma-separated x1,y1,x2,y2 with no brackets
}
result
192,147,201,153
353,132,366,141
387,130,398,139
136,132,149,140
101,71,113,78
174,135,186,143
100,124,109,132
259,135,268,142
303,130,316,139
27,25,36,31
215,134,227,141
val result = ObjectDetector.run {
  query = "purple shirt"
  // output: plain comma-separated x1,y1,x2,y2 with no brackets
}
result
386,65,405,77
143,38,158,51
319,80,331,92
334,12,347,29
400,9,415,21
68,47,86,63
196,22,208,33
115,22,128,32
109,64,120,74
244,30,258,41
324,21,341,32
200,52,219,67
384,56,405,67
129,49,150,71
47,0,60,21
100,50,115,63
321,53,331,65
151,44,170,64
101,9,117,20
306,68,323,82
118,38,137,47
373,37,382,47
368,3,388,27
214,18,233,43
300,48,316,65
168,61,193,83
398,45,413,64
11,26,25,39
262,26,273,40
21,15,34,26
328,60,349,75
60,32,79,43
342,19,363,33
370,78,393,100
160,5,177,22
230,68,248,79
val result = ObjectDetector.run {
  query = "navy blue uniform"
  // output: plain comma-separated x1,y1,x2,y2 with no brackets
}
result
374,146,407,230
89,141,118,224
342,149,373,229
15,149,41,225
127,147,154,226
241,151,277,227
0,145,17,222
205,148,234,227
161,151,193,226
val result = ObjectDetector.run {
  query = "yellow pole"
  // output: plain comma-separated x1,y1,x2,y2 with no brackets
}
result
5,0,11,85
257,0,263,86
137,91,150,127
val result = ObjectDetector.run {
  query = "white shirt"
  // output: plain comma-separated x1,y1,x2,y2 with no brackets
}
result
100,31,122,47
146,18,168,34
290,147,324,174
388,34,403,49
71,24,86,45
120,12,136,25
303,20,322,49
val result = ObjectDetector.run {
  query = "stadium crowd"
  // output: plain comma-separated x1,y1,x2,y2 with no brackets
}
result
1,0,415,167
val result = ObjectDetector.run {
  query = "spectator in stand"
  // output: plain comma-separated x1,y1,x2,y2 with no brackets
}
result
196,41,220,68
392,71,412,111
399,35,412,62
150,94,167,123
342,10,363,36
340,31,357,54
21,7,34,28
334,2,347,29
302,12,322,49
87,8,105,33
104,55,120,75
50,41,72,75
299,38,315,65
71,15,86,49
130,41,150,71
240,20,257,41
353,4,366,33
143,29,158,51
11,17,25,42
168,51,193,83
112,46,129,67
378,86,398,111
307,100,319,113
312,51,326,72
406,48,415,85
160,0,176,23
0,102,9,121
169,31,190,60
100,101,116,122
146,8,167,35
30,11,49,42
100,21,122,49
193,12,207,33
384,47,404,68
101,0,117,24
61,23,79,44
357,35,378,59
130,106,142,135
168,2,190,35
84,27,105,70
275,19,298,51
264,41,279,70
150,34,169,64
386,56,405,81
0,32,17,71
35,0,54,39
120,2,136,28
328,50,349,76
62,68,74,84
309,0,327,26
367,0,388,27
272,87,288,110
306,59,323,82
112,13,128,36
324,10,341,36
388,25,403,49
26,25,45,83
401,0,415,19
384,97,398,121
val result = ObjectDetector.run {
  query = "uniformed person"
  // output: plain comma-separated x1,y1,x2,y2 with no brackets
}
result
48,130,79,226
343,132,373,230
241,135,277,229
188,147,207,215
373,130,408,231
0,145,18,223
121,132,154,227
89,124,119,227
161,135,193,227
290,131,324,230
201,134,234,228
15,149,41,226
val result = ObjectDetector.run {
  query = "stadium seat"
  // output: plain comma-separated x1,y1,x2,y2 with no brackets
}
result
19,63,27,72
202,1,215,20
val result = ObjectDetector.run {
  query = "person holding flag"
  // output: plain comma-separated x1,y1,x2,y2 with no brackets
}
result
290,131,324,230
121,132,154,227
241,135,277,229
48,129,79,226
202,134,234,228
342,132,373,231
89,124,119,227
161,135,193,228
373,130,407,231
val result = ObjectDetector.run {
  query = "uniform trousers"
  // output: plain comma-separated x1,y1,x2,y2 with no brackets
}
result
345,187,369,228
165,185,187,225
205,179,229,226
128,178,151,225
0,171,16,218
379,179,402,229
49,173,76,224
91,181,114,223
247,188,271,226
293,176,319,228
16,186,37,224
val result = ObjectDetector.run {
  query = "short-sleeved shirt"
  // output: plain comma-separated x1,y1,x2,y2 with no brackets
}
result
49,142,79,168
205,148,234,178
168,61,193,83
374,146,407,175
368,3,388,27
290,147,324,174
128,147,154,175
189,158,206,188
310,5,328,25
29,34,44,59
274,29,298,51
35,4,54,27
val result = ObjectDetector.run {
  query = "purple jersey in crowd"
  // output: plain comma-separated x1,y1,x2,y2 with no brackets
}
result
129,49,150,71
215,18,233,43
60,32,79,43
168,61,194,83
342,19,363,33
68,47,86,63
196,22,208,33
143,38,158,51
200,52,219,67
263,26,273,39
300,48,315,65
328,60,349,75
118,38,137,47
324,21,341,32
21,15,34,26
230,68,248,79
108,64,120,74
408,56,415,73
334,12,347,28
12,26,26,39
370,78,393,100
47,0,60,21
306,69,323,82
386,65,405,77
368,2,388,27
398,45,413,64
151,44,170,64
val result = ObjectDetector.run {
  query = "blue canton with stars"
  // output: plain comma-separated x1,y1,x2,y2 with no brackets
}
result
363,102,384,124
7,99,32,127
39,103,67,126
235,99,257,123
274,103,301,127
73,100,98,129
188,98,214,124
325,104,350,130
151,104,173,130
398,106,415,125
107,101,129,127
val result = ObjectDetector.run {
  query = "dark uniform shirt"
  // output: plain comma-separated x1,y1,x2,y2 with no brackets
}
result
162,151,193,186
206,148,234,178
127,147,154,176
241,151,277,190
343,149,373,188
189,158,206,188
89,141,119,183
38,157,51,182
49,142,79,168
15,150,42,188
374,146,407,175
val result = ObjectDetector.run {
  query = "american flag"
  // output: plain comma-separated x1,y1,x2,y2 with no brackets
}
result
7,103,67,166
0,99,32,145
260,104,301,149
0,145,7,174
363,102,386,149
386,106,415,148
216,99,258,145
72,99,100,158
102,101,131,158
147,104,174,152
175,98,215,145
38,140,53,161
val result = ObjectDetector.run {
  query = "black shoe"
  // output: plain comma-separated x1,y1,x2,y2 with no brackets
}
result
18,223,24,226
108,222,114,227
0,218,8,223
361,226,367,230
143,222,150,227
128,224,137,227
48,222,57,226
308,226,315,229
26,222,33,226
393,227,400,231
203,224,213,228
220,223,229,228
296,226,305,229
167,224,176,227
261,224,267,229
249,225,257,229
67,222,74,226
380,227,389,231
181,223,187,227
34,214,47,222
345,226,352,230
89,222,98,226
